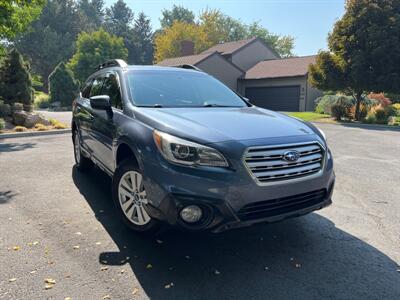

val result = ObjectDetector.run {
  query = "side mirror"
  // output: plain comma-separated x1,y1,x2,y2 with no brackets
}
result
90,95,111,110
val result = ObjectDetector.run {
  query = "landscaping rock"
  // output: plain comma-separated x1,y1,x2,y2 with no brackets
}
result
388,116,398,126
24,114,42,128
13,111,28,126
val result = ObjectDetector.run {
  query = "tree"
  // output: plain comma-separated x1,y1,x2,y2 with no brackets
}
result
0,0,46,40
104,0,137,63
15,0,83,91
78,0,105,31
199,9,247,45
49,62,79,106
198,9,294,57
130,13,154,64
160,5,195,28
247,21,294,57
154,21,211,63
0,49,33,106
309,0,400,120
68,29,128,82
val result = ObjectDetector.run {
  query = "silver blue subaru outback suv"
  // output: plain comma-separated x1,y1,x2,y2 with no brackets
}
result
72,59,335,233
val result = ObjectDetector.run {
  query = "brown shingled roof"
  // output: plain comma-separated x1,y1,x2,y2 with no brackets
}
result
202,37,257,55
244,55,317,79
157,52,215,67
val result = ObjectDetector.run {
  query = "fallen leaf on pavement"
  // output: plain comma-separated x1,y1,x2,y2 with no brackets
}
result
30,270,37,274
73,245,80,249
102,295,111,299
65,297,72,300
13,246,21,251
146,264,152,269
132,288,139,295
9,278,17,282
120,269,125,274
95,242,101,245
100,267,109,271
45,278,56,284
214,269,220,275
75,232,82,235
44,284,53,290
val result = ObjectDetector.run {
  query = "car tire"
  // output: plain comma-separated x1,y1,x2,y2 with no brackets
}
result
73,129,92,171
112,159,159,234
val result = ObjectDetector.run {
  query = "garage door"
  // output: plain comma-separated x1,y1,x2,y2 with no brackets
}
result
245,86,300,111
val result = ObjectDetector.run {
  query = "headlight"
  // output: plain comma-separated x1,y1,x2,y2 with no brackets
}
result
317,128,327,141
153,130,229,167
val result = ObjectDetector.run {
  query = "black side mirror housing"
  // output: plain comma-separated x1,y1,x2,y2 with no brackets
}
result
90,95,111,110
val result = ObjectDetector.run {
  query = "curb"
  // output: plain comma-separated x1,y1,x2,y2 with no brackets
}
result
312,121,400,131
0,129,71,139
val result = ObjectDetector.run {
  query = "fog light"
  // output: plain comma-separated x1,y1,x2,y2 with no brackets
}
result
180,205,202,223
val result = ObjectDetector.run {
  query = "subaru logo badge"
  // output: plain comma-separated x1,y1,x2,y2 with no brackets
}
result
283,150,300,162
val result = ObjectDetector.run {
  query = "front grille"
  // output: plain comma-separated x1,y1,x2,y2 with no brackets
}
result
244,142,324,184
237,189,327,221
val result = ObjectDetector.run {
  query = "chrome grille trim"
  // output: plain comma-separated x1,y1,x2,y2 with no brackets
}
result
243,141,325,185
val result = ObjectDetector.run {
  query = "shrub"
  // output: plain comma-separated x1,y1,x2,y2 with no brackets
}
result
49,62,79,107
391,103,400,115
315,95,354,115
34,92,50,109
364,113,376,124
0,49,33,106
0,118,5,131
367,93,391,107
14,126,27,132
331,103,348,121
49,118,67,129
0,102,12,117
374,108,388,124
34,123,50,131
384,105,398,117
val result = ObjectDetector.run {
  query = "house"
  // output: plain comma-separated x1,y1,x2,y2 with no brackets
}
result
157,38,322,111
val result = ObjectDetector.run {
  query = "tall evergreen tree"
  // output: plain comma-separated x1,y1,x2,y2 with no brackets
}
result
130,13,154,64
104,0,136,64
15,0,82,91
78,0,105,31
0,49,33,106
49,62,79,106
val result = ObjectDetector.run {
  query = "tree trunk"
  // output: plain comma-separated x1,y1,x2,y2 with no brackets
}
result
354,92,363,121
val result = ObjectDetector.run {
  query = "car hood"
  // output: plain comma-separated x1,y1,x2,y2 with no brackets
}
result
135,106,315,143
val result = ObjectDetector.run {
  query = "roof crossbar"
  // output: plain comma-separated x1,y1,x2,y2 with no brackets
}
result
176,64,202,71
95,59,128,71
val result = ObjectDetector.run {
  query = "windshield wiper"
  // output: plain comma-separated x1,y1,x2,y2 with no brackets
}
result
203,103,232,107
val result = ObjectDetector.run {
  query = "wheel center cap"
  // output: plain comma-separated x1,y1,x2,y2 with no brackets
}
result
133,193,140,202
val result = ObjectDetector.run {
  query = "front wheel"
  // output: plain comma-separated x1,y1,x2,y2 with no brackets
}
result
112,159,159,233
73,129,92,171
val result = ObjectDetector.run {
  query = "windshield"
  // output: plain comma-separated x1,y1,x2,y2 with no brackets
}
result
127,70,247,108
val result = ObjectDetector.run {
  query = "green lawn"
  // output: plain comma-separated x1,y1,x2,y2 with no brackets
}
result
285,112,331,122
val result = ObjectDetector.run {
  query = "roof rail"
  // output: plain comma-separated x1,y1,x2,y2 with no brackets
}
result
95,59,128,71
176,64,202,71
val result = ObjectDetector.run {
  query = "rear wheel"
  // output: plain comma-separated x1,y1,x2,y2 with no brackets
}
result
73,129,92,171
112,159,159,233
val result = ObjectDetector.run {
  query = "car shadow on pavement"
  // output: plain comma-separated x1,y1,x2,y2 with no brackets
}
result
72,166,400,300
0,142,36,153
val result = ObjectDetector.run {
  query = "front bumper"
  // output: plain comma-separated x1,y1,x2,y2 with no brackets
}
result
142,135,335,232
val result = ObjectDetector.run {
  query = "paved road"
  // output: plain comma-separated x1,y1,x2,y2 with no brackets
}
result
0,124,399,300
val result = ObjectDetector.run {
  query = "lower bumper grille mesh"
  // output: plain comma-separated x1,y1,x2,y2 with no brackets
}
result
237,189,327,221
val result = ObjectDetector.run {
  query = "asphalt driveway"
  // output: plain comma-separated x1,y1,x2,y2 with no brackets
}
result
0,123,399,299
